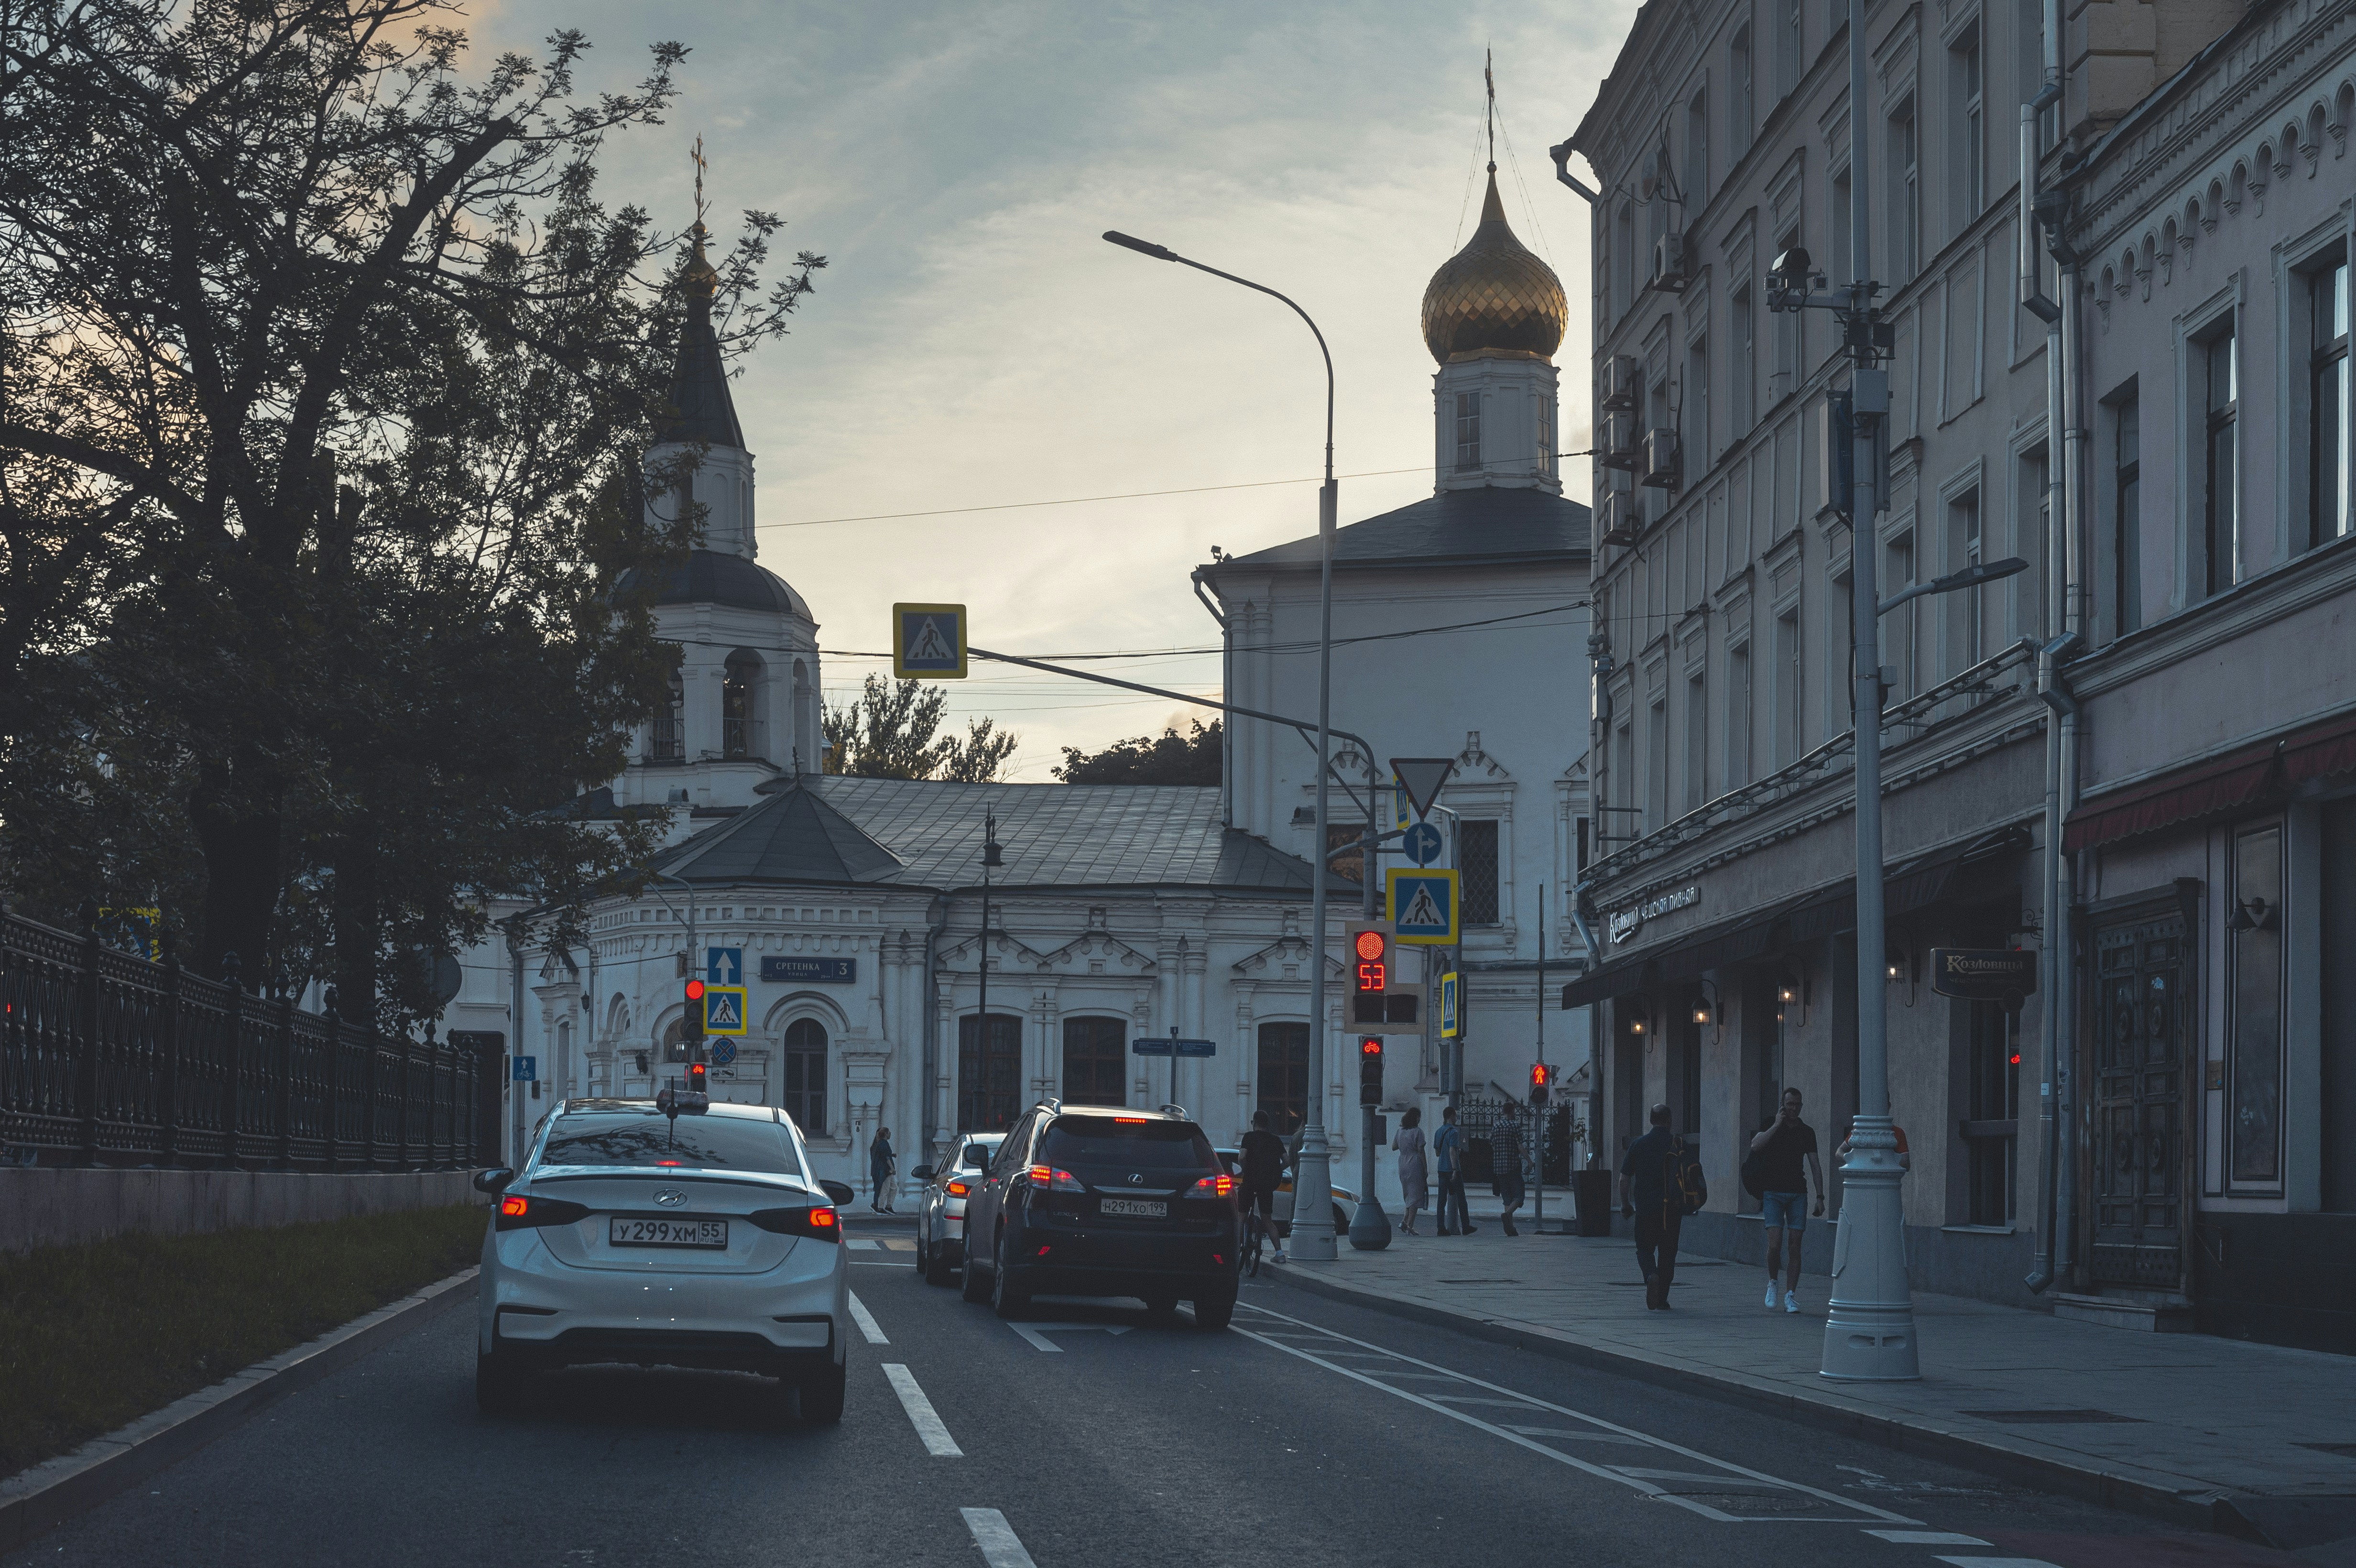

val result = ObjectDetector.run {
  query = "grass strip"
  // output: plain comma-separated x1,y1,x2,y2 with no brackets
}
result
0,1201,484,1480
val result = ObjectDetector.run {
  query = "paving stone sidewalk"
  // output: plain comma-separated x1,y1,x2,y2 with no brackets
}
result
1266,1221,2356,1531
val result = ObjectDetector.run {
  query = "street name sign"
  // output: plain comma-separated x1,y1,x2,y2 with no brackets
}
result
1171,1038,1217,1057
1131,1036,1172,1056
761,956,856,984
893,603,968,678
1387,868,1461,945
702,985,749,1035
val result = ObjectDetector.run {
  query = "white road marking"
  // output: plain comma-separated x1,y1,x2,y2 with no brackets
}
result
847,1291,888,1344
881,1363,961,1456
1933,1559,2062,1568
846,1238,880,1251
1233,1301,1920,1527
960,1508,1038,1568
1499,1426,1647,1445
849,1261,902,1266
1007,1321,1134,1353
1865,1533,1992,1546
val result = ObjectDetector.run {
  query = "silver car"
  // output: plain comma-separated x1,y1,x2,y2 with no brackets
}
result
911,1132,1002,1285
473,1098,853,1422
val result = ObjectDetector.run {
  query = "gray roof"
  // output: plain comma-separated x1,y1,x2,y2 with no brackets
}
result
617,549,812,619
1205,484,1589,577
653,776,1347,895
656,295,746,450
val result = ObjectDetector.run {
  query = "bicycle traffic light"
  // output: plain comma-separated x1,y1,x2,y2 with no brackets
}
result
686,1061,709,1096
1359,1037,1385,1106
1529,1062,1551,1107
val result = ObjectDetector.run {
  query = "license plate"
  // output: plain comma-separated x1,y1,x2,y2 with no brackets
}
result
610,1217,727,1248
1099,1198,1166,1219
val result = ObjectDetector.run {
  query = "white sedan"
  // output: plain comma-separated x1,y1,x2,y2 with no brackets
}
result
912,1132,1002,1285
474,1098,853,1422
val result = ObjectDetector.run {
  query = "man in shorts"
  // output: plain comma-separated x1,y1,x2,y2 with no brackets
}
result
1748,1087,1823,1313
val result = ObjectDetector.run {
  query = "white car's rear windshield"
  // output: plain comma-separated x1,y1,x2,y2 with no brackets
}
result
543,1111,801,1173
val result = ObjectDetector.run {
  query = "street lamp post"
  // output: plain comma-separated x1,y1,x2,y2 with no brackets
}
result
1765,0,2034,1379
1103,229,1343,1261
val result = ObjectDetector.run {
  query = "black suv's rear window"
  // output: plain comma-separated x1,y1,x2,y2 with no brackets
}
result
1041,1116,1214,1169
542,1112,801,1173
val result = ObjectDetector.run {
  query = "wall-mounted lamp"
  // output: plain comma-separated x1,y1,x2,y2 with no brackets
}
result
2225,896,2275,933
1627,1001,1649,1036
1774,969,1810,1024
1692,978,1720,1026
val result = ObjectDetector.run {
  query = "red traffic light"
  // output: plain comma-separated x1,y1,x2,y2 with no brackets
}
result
1353,930,1387,961
1361,1037,1384,1056
685,978,705,1001
1530,1063,1550,1087
687,1061,708,1088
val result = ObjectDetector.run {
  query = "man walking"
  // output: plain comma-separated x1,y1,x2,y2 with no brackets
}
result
1618,1103,1682,1309
1433,1105,1476,1235
1491,1103,1526,1236
1749,1087,1824,1313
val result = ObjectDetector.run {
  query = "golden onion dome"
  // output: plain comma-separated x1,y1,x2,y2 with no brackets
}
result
683,221,720,300
1420,169,1568,364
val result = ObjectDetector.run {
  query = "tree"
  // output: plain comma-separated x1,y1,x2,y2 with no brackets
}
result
0,1,822,1006
823,673,1017,782
1056,719,1222,784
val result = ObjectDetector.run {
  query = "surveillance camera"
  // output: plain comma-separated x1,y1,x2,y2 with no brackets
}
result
1771,246,1812,283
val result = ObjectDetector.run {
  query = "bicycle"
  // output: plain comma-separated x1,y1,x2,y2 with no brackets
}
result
1239,1190,1274,1276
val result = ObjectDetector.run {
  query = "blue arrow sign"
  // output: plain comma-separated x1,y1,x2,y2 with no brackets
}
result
1402,821,1445,866
706,947,742,986
512,1055,536,1082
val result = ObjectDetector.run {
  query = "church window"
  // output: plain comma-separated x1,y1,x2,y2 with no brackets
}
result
1538,396,1556,480
1256,1022,1309,1135
782,1018,827,1135
1061,1016,1127,1104
653,667,685,760
959,1013,1023,1132
1454,392,1483,471
1460,819,1502,925
722,650,761,759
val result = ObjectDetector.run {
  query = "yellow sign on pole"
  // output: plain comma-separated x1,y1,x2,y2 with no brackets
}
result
702,985,750,1035
892,603,968,679
1386,868,1461,945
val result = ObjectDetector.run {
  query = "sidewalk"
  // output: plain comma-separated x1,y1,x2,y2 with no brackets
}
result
1266,1222,2356,1545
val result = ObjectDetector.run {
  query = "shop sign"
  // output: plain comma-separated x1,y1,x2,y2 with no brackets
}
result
1607,885,1699,945
1929,947,2038,1006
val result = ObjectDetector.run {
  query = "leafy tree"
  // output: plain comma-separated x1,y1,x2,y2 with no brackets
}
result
0,0,821,1018
823,673,1017,782
1056,719,1222,784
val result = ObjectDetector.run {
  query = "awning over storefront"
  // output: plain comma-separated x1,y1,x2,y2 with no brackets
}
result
1563,828,2030,1008
2062,708,2356,854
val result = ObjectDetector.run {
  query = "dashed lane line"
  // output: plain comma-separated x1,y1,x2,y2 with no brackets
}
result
1932,1559,2062,1568
847,1291,889,1344
1234,1300,1920,1528
960,1508,1039,1568
846,1238,881,1251
1864,1533,1993,1546
881,1363,962,1457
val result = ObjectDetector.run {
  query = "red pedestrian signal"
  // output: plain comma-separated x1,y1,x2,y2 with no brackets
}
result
1529,1062,1551,1106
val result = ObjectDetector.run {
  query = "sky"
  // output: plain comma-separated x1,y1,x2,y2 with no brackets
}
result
485,0,1633,779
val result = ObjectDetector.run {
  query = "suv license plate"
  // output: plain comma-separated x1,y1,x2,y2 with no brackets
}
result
610,1217,727,1248
1100,1198,1166,1219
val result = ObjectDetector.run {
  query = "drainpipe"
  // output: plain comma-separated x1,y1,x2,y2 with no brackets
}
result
1191,567,1233,826
921,898,948,1161
1570,887,1605,1178
2028,632,2082,1294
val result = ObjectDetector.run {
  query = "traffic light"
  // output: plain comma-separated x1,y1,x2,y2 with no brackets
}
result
1346,923,1422,1031
685,1061,709,1097
1529,1062,1551,1107
684,976,706,1033
1359,1037,1385,1106
1353,926,1388,994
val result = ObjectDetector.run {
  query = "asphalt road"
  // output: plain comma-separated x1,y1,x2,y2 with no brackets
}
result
11,1219,2299,1568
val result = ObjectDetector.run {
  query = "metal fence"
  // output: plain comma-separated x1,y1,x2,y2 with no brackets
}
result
1453,1093,1580,1187
1,907,498,1170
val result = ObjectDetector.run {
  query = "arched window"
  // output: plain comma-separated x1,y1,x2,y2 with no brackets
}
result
1256,1022,1309,1135
959,1013,1022,1132
783,1018,827,1135
792,659,814,773
722,650,761,760
653,667,685,760
1061,1016,1126,1105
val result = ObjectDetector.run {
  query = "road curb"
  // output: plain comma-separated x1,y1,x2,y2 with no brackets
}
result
1263,1260,2256,1542
0,1266,478,1556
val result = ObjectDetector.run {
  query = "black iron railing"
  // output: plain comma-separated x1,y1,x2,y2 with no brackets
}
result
0,907,498,1170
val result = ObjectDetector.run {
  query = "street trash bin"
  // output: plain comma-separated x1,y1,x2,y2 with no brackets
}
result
1574,1168,1614,1236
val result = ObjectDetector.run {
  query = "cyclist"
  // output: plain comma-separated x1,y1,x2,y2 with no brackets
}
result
1239,1109,1291,1264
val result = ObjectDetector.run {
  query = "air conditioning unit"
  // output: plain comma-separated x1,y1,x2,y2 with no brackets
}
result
1599,415,1643,471
1598,490,1638,546
1602,355,1640,412
1640,428,1682,490
1650,233,1690,292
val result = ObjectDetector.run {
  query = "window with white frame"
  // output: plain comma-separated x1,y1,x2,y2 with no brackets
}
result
1730,27,1754,152
1950,25,1983,230
1685,669,1709,813
1648,692,1669,829
2308,255,2349,551
1732,281,1757,435
1773,607,1802,764
1885,530,1917,697
1888,97,1919,281
1777,0,1802,97
2197,316,2237,598
1726,640,1752,788
1688,334,1711,471
2108,387,2141,635
1686,88,1709,206
1454,390,1482,472
1772,226,1801,396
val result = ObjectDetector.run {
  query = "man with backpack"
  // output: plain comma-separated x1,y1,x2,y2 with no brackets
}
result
1618,1102,1703,1309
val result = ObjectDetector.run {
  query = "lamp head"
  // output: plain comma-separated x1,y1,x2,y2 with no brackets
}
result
1102,230,1178,262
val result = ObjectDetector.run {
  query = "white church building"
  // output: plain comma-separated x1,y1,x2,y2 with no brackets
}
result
450,181,1594,1198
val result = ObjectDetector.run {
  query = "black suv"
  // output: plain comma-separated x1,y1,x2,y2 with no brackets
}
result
959,1102,1239,1329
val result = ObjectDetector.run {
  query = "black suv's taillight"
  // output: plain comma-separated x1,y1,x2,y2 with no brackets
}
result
495,1194,590,1231
747,1205,841,1241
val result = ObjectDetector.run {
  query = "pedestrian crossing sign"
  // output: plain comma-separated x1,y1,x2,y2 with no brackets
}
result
702,985,749,1035
893,602,968,678
1440,971,1460,1037
1387,868,1460,945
